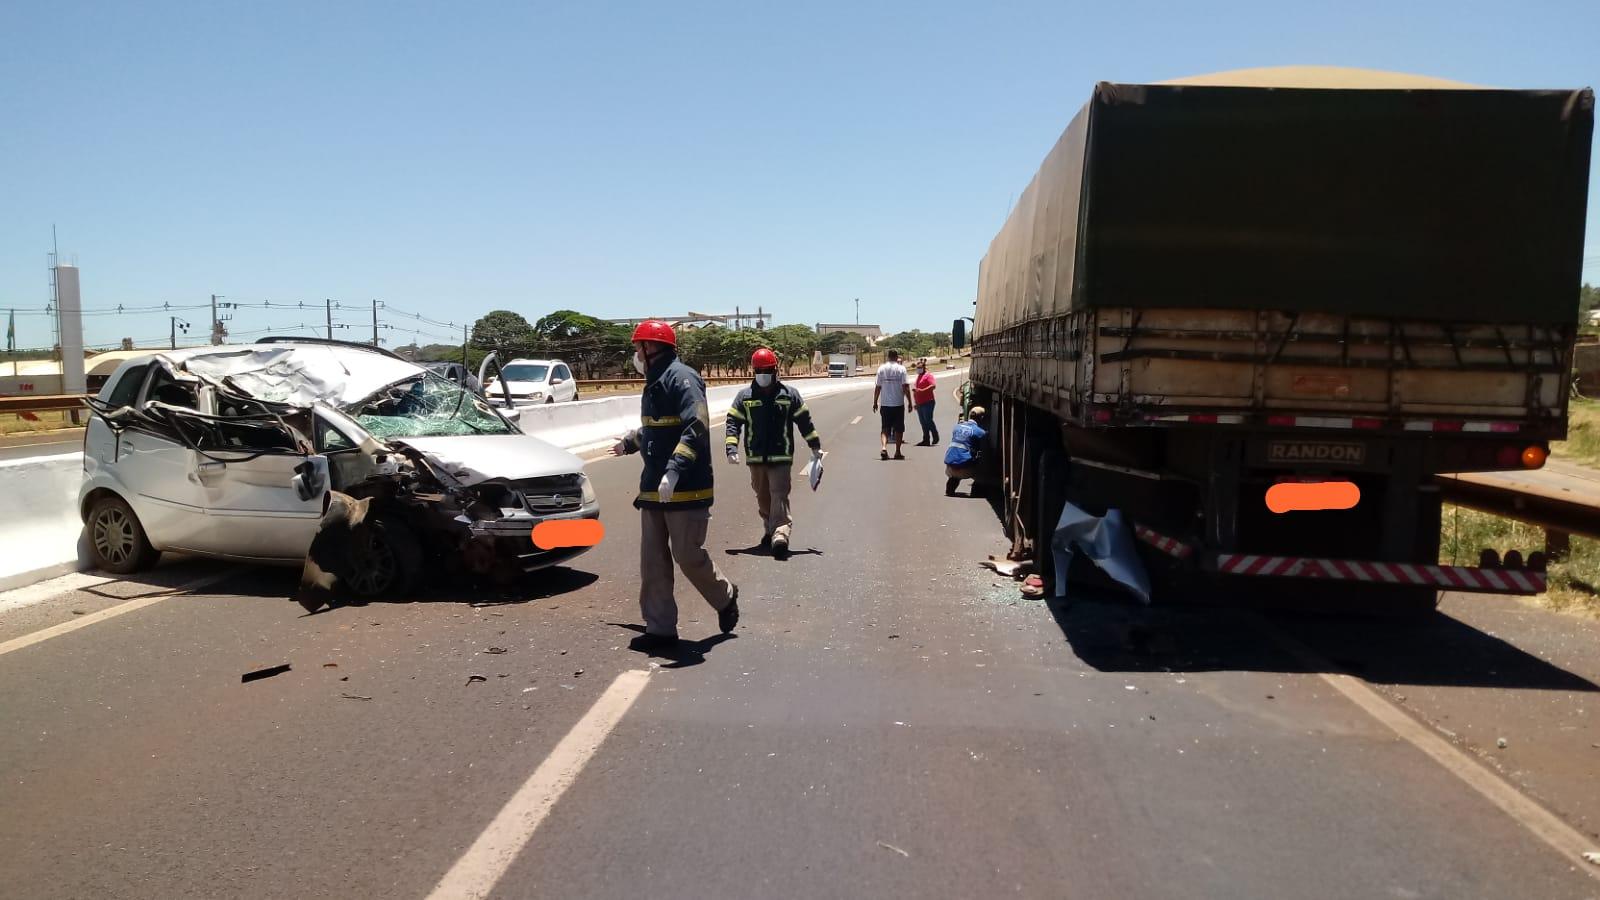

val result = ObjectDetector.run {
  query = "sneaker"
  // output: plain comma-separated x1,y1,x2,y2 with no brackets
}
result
880,449,889,460
719,586,741,634
893,452,905,460
932,436,940,445
946,477,960,496
759,534,772,551
914,440,930,447
772,536,790,560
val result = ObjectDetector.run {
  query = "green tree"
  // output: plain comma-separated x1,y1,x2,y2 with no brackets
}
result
530,309,631,378
470,310,535,356
768,324,819,374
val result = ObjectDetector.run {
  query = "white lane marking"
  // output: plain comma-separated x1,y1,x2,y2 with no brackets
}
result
1263,622,1600,875
0,571,115,616
427,669,652,899
850,415,863,425
0,570,236,658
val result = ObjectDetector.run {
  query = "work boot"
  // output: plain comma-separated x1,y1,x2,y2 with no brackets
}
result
759,533,772,551
914,439,930,447
719,586,741,634
631,632,680,653
772,535,790,560
946,477,960,497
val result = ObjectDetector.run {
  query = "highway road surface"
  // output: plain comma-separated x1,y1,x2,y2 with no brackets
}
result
3,381,1600,899
0,431,81,461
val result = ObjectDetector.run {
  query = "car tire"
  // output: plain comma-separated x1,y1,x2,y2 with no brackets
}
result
87,494,161,574
545,397,555,404
345,516,422,598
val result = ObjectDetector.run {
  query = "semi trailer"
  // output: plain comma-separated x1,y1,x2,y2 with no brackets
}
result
957,67,1594,609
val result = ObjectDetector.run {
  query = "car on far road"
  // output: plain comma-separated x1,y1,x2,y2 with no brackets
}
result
482,358,579,405
423,360,480,392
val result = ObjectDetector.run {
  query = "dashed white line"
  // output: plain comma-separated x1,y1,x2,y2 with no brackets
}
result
850,415,863,425
426,669,652,899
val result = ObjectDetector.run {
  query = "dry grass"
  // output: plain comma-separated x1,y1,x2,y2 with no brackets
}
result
1551,397,1600,468
1441,503,1600,617
0,410,81,436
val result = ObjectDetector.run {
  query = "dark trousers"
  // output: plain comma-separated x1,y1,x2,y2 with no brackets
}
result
915,401,938,443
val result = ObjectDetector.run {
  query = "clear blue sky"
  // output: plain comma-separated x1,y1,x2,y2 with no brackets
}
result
2,0,1597,351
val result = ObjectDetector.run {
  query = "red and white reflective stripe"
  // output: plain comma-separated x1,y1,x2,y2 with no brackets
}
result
1266,415,1383,430
1133,525,1195,559
1404,420,1522,433
1214,554,1545,594
1144,414,1245,425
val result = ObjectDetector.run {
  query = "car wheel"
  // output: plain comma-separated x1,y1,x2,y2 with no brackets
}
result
345,516,422,598
545,397,555,404
87,494,161,574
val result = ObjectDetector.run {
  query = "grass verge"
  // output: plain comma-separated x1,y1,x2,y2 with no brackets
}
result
1551,397,1600,468
1441,503,1600,616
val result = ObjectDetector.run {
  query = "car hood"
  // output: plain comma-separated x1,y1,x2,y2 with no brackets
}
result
486,379,546,392
395,434,585,485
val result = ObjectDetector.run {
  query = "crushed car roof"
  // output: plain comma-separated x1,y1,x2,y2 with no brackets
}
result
153,342,424,407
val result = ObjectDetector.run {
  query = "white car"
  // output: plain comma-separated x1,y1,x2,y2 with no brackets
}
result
79,339,600,595
483,359,578,405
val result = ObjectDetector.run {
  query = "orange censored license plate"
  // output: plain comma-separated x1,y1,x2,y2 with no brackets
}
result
531,519,606,549
1265,481,1360,514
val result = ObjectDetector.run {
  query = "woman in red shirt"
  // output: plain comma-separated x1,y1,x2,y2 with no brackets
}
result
912,361,939,446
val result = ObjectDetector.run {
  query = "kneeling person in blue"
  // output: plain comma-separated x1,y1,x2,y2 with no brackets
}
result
725,347,823,560
943,406,988,497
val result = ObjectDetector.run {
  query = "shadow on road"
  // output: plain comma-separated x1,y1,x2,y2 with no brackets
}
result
611,623,736,669
1047,590,1599,692
724,544,824,559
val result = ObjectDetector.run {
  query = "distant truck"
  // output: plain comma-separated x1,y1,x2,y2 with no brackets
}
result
956,67,1594,611
828,354,856,378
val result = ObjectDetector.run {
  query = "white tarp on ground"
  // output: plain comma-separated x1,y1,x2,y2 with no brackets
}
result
1050,503,1152,604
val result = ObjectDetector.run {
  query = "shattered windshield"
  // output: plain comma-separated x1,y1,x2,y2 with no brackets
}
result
347,370,515,438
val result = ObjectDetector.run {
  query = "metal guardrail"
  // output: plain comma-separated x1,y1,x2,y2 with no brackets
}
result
0,394,86,414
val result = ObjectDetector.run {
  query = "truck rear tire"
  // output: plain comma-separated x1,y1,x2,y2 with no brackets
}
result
1033,448,1068,584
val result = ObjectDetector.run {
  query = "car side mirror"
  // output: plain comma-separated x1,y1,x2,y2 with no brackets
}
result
292,455,330,502
952,319,966,350
500,407,523,425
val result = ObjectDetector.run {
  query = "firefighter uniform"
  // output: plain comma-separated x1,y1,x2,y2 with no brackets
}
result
725,381,822,547
618,350,735,638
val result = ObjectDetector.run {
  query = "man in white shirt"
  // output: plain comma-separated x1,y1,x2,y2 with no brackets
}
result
871,349,914,460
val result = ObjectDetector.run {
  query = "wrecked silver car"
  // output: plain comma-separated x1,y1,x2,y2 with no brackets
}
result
79,338,601,603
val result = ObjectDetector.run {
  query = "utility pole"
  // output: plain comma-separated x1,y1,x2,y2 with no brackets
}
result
211,294,219,344
461,323,469,366
326,299,333,339
371,299,382,346
855,297,860,325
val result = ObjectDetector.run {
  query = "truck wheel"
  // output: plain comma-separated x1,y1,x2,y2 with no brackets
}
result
1033,448,1068,583
345,516,422,598
87,494,161,574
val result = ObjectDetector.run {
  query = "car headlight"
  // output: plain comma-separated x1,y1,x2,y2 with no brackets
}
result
580,473,596,505
530,391,544,400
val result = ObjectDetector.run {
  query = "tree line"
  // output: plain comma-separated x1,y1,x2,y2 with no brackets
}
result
394,308,955,379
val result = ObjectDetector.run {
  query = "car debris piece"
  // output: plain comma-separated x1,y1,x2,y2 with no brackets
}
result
484,647,508,654
1583,851,1600,865
340,693,373,701
242,663,292,683
876,841,911,858
466,674,488,685
1496,737,1509,749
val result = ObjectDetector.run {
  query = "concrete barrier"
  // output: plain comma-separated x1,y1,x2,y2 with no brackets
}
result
0,370,966,592
0,453,92,592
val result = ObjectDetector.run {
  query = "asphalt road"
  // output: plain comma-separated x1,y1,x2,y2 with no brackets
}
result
0,432,82,461
2,382,1599,898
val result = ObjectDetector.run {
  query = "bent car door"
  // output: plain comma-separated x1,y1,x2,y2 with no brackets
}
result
191,414,323,561
113,366,213,553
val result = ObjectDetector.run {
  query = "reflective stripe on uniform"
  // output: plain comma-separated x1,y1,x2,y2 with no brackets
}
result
801,430,819,442
727,406,747,421
642,415,683,427
673,441,697,461
637,487,715,503
725,435,740,445
747,455,793,465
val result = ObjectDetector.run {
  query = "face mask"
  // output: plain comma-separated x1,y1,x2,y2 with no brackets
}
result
755,373,774,387
632,351,648,375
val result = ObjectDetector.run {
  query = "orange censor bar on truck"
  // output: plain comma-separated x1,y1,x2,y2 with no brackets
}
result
1266,481,1360,514
531,519,606,550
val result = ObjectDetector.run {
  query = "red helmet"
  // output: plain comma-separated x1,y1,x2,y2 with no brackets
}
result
631,320,677,347
751,347,778,369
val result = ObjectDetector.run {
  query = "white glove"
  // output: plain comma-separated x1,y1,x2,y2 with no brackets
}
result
810,447,824,463
727,447,741,464
658,470,680,503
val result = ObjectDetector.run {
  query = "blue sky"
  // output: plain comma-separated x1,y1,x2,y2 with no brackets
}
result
2,0,1597,350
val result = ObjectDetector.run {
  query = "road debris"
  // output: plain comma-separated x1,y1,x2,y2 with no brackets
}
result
466,674,488,685
981,558,1025,578
1496,737,1509,749
323,662,338,668
574,669,585,677
1583,851,1600,865
484,647,508,654
241,664,292,683
340,693,373,701
876,841,911,858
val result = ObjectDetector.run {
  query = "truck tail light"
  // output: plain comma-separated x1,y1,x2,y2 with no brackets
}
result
1521,445,1548,469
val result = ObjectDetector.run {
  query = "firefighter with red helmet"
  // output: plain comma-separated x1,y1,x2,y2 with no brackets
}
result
610,320,739,651
724,346,822,559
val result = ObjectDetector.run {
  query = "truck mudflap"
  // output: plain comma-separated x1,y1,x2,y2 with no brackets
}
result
1131,523,1546,594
